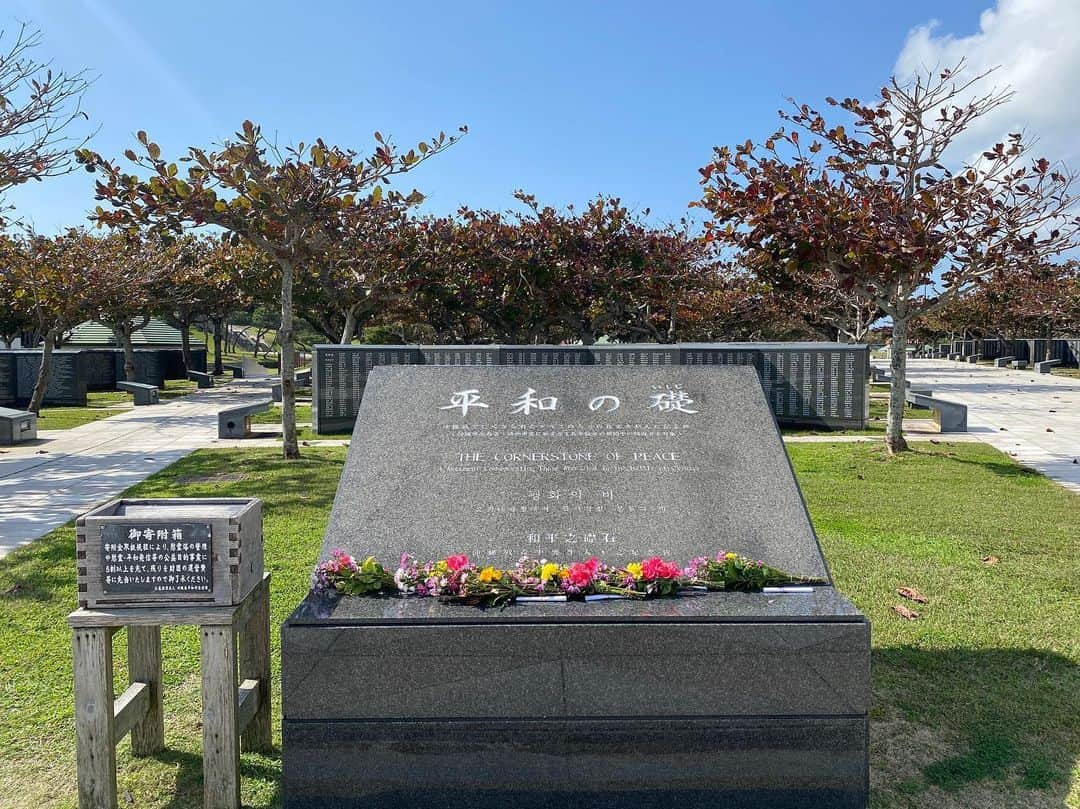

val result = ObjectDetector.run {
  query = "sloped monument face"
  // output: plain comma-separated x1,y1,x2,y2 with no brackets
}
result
320,364,829,579
282,365,870,808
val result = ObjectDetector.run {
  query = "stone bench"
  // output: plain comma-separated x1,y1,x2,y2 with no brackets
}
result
905,391,967,432
948,353,962,361
218,400,273,439
117,381,159,405
296,367,311,387
0,406,37,445
188,370,214,389
994,356,1015,368
1009,360,1028,370
966,354,981,364
1034,359,1062,374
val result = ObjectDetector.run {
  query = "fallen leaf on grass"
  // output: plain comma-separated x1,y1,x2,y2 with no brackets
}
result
897,587,929,604
982,555,1000,565
930,438,940,444
891,604,920,620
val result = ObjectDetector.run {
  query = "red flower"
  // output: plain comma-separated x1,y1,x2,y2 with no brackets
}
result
445,554,470,573
566,559,599,588
642,557,680,580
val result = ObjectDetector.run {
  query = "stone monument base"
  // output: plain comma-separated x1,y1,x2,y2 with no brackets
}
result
282,588,869,808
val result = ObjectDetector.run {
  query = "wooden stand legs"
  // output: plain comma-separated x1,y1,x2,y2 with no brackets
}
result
70,575,272,809
239,581,272,753
127,626,164,756
73,628,117,809
201,625,240,809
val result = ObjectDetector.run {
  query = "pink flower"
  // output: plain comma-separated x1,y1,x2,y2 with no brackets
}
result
642,557,680,580
446,554,470,572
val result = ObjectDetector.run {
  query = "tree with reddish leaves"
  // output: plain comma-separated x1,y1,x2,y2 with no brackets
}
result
6,231,161,411
76,121,463,458
1007,259,1080,359
297,198,422,344
87,233,181,382
695,62,1079,453
403,193,711,345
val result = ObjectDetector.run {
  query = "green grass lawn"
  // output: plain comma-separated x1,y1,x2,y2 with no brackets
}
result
248,403,353,442
0,442,1076,808
783,399,933,437
35,390,131,430
35,379,226,431
1051,367,1080,379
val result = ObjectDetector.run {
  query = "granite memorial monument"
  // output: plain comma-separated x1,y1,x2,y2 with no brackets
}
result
282,364,870,808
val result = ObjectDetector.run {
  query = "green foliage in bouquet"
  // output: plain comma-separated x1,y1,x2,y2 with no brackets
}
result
688,552,825,592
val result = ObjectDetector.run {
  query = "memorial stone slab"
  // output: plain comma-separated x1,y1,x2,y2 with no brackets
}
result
590,343,680,366
13,349,88,406
80,349,119,390
500,345,593,366
313,345,422,433
311,342,870,435
283,365,869,808
320,365,828,575
0,352,16,405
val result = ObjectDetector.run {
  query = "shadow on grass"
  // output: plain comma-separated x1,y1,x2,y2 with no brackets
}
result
138,747,281,809
873,646,1078,806
905,447,1047,482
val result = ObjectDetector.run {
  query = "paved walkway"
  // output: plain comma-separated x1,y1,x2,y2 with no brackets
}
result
902,359,1080,494
0,381,276,557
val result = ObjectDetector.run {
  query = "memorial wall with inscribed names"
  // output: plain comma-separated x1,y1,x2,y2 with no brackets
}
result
311,342,869,434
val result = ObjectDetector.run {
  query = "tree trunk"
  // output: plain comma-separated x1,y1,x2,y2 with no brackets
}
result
121,327,137,382
279,261,300,460
212,318,224,375
340,304,359,345
180,323,192,373
1044,324,1053,362
886,318,910,455
28,326,58,414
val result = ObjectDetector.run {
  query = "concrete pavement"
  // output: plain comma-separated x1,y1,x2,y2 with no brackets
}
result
903,359,1080,494
0,381,277,557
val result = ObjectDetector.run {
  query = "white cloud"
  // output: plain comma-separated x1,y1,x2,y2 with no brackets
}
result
894,0,1080,167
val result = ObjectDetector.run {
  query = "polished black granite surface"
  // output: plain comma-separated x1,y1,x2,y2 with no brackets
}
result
287,585,864,625
283,716,869,809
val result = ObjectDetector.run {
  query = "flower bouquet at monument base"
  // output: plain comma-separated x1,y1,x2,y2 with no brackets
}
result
311,548,826,607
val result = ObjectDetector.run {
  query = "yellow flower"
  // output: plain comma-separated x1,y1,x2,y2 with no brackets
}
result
725,552,737,560
625,562,643,579
478,566,503,583
540,562,560,583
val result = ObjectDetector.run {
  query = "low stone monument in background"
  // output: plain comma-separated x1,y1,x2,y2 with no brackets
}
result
281,364,870,808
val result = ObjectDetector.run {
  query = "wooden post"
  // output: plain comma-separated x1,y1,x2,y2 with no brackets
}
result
238,582,272,752
201,625,240,809
73,628,117,809
126,625,164,755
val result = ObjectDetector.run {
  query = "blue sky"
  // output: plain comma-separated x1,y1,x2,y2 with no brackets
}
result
3,0,1035,233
